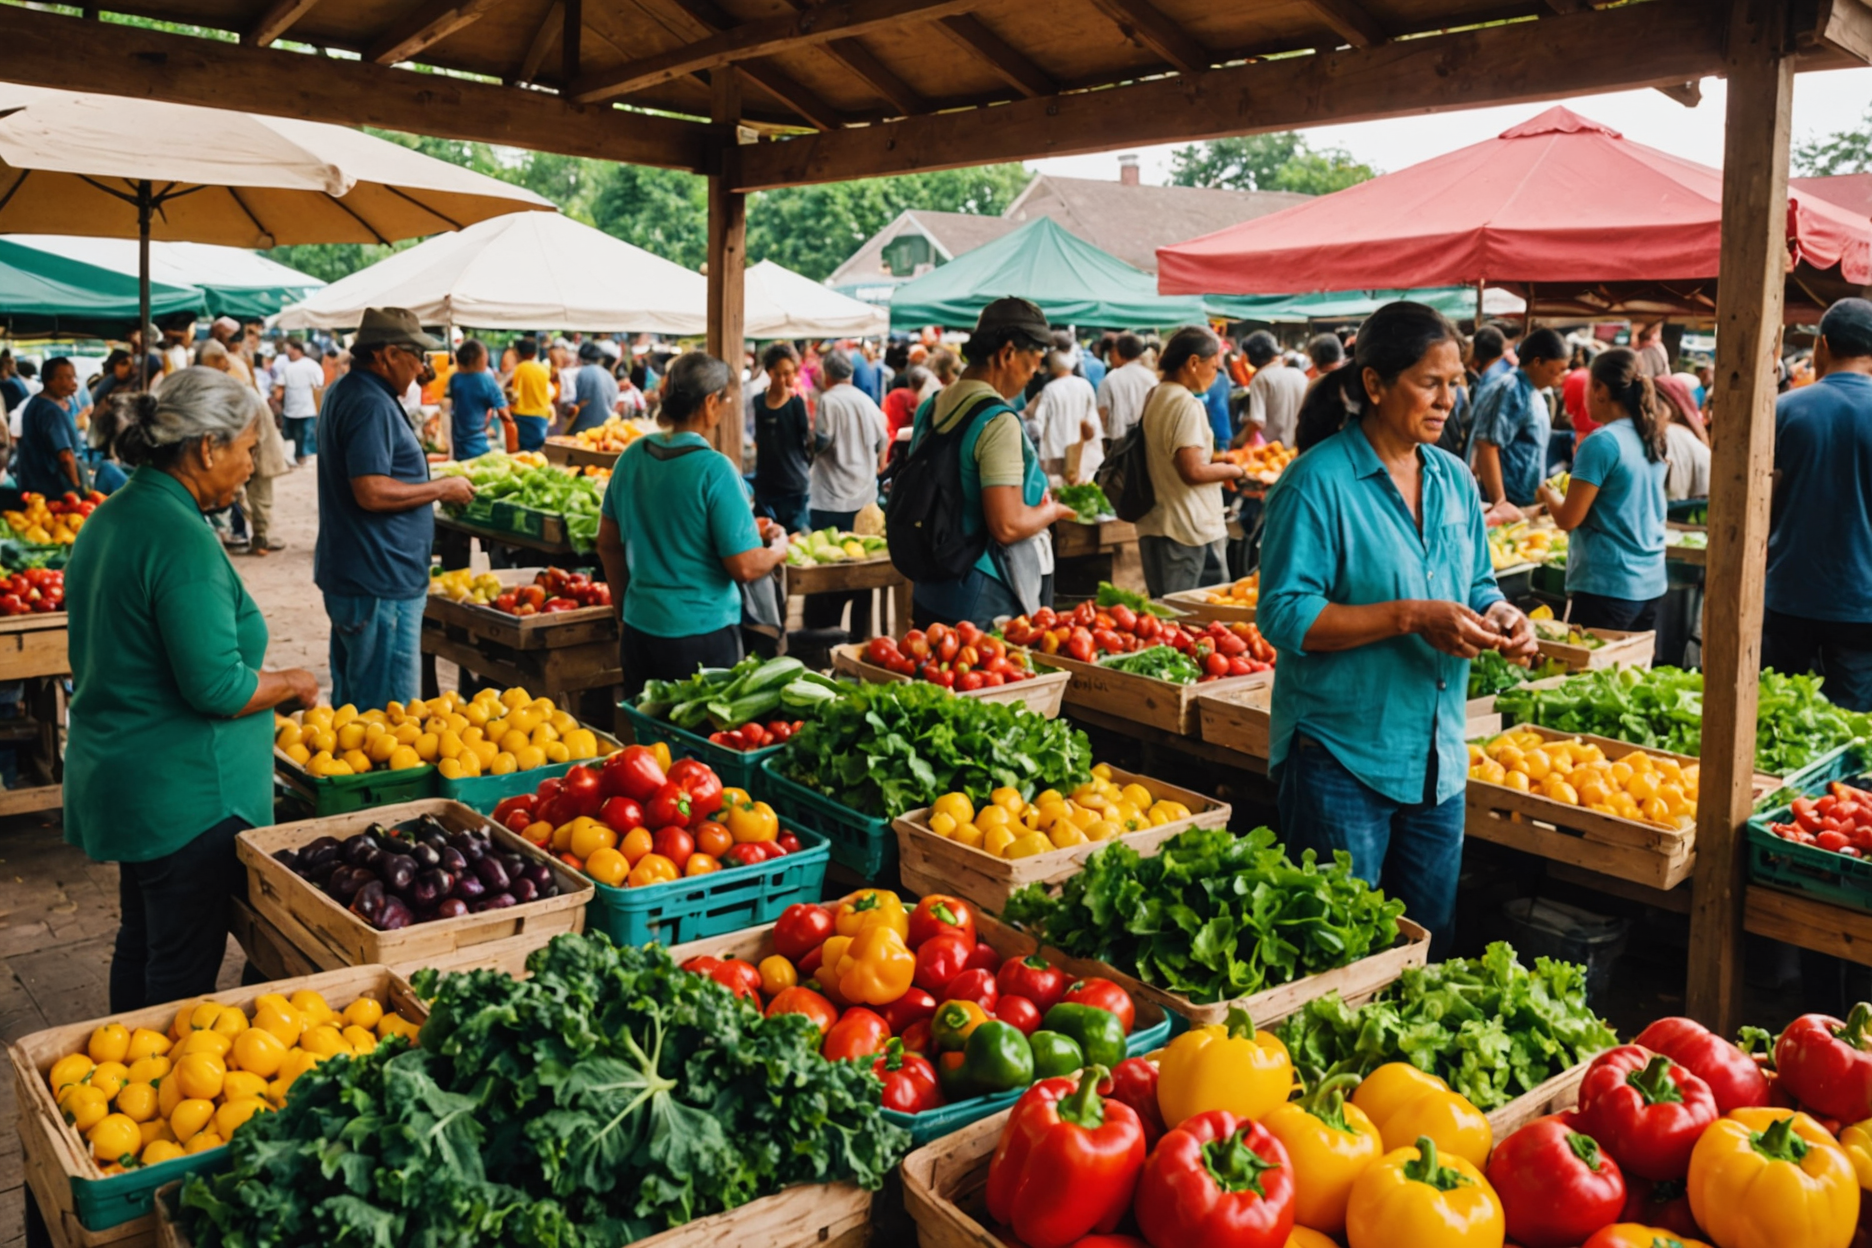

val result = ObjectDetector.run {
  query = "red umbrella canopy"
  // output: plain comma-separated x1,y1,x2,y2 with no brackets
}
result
1157,106,1872,298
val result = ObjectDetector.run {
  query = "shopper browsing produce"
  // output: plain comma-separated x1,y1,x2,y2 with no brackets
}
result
1259,301,1536,952
750,341,813,534
1536,347,1669,632
595,350,790,697
65,368,320,1011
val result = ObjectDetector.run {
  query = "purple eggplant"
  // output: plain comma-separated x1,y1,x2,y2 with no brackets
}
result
376,896,416,930
327,866,369,904
434,897,470,920
272,848,300,872
410,843,441,869
510,878,538,904
474,856,510,892
342,834,379,867
452,872,486,902
471,892,517,913
305,858,340,888
380,854,417,895
521,861,554,890
300,836,342,870
438,846,467,874
410,867,452,908
498,852,526,877
349,880,387,925
539,882,559,898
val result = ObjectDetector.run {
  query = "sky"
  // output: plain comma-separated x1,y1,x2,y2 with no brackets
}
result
1026,67,1872,184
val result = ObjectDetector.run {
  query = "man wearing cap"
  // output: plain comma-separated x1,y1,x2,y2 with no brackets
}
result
316,308,474,709
568,341,620,436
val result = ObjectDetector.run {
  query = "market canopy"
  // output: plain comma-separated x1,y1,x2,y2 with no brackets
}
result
1159,106,1872,320
745,259,887,339
0,236,205,336
275,211,708,334
1207,286,1525,325
891,216,1207,331
0,235,323,320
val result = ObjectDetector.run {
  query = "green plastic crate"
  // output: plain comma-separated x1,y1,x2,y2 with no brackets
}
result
436,728,624,812
758,756,897,880
619,702,784,794
492,500,549,540
272,752,436,815
65,1148,227,1232
587,828,830,945
451,495,499,526
1747,743,1872,910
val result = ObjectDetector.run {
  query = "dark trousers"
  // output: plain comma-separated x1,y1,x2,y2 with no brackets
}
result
110,815,251,1012
913,571,1054,630
803,507,870,634
1762,609,1872,713
283,416,316,460
620,621,742,700
1567,591,1663,633
755,491,811,535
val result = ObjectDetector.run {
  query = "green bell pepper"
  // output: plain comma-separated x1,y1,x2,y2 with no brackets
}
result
1042,1003,1126,1071
959,1020,1034,1096
1028,1029,1085,1080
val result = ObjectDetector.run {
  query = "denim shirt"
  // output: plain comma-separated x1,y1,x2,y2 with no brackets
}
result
1259,421,1504,805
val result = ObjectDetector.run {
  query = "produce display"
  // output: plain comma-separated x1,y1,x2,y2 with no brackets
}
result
1469,730,1700,831
921,765,1193,857
707,717,803,751
179,934,908,1246
635,654,845,737
1002,598,1274,680
489,748,807,887
435,451,604,548
1467,649,1568,699
778,680,1092,818
273,815,564,929
677,890,1146,1112
558,417,645,454
1532,617,1607,649
4,488,102,545
858,620,1044,689
45,986,419,1173
1489,519,1568,569
785,524,887,566
1198,572,1258,610
1667,529,1709,551
430,566,611,614
1055,481,1115,521
1766,778,1872,859
1224,440,1296,484
276,687,612,780
1005,826,1405,1005
1495,665,1871,776
428,567,505,605
0,564,64,614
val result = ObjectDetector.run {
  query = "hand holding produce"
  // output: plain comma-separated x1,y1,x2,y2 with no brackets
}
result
1486,1116,1627,1248
987,1067,1148,1248
1157,1006,1293,1126
1686,1108,1858,1248
862,620,1041,689
1135,1111,1296,1248
923,771,1193,858
1261,1074,1383,1236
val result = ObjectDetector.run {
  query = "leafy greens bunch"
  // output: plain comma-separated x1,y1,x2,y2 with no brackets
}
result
1002,826,1406,1005
1274,942,1618,1112
1055,482,1115,521
1466,650,1567,700
779,680,1092,816
179,934,908,1248
437,453,604,550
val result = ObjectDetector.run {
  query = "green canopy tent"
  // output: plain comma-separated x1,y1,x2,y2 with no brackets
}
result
1204,286,1526,324
889,216,1208,331
0,236,204,337
1,235,323,320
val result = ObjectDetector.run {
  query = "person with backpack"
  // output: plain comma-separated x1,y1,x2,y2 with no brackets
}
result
889,298,1074,628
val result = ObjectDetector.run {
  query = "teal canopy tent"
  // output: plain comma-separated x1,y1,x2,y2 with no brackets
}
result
1204,286,1526,323
0,237,204,336
1,235,323,320
889,217,1208,331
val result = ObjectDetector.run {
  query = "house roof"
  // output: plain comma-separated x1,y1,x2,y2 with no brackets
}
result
1006,175,1310,272
826,208,1020,289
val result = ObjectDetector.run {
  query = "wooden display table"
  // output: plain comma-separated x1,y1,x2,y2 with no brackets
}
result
784,557,911,639
0,614,68,817
420,578,619,717
434,511,578,569
1051,517,1136,560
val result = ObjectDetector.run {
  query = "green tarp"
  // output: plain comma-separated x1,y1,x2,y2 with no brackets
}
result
1204,287,1504,323
889,216,1208,331
0,238,205,337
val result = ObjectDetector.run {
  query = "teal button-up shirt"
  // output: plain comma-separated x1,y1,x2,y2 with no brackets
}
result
1259,421,1504,806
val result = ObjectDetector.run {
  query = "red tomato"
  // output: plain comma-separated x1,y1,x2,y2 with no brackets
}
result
599,796,645,836
1062,977,1136,1032
767,986,839,1035
965,941,1001,971
943,968,998,1012
652,826,694,870
694,821,733,857
884,987,938,1035
822,1008,892,1062
773,902,835,960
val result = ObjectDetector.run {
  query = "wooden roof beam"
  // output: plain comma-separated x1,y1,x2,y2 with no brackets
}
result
1656,80,1702,106
1304,0,1387,48
817,38,926,114
515,0,562,83
569,0,981,103
934,14,1055,97
1084,0,1210,74
366,0,509,64
243,0,321,46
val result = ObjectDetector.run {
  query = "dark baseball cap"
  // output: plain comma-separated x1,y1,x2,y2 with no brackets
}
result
1821,297,1872,359
974,296,1051,347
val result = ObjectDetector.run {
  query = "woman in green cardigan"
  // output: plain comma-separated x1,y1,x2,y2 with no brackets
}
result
67,368,319,1011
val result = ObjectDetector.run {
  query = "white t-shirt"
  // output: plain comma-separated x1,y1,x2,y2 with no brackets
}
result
1025,374,1103,482
1097,359,1157,442
278,355,324,417
1663,421,1711,501
1245,363,1309,447
1136,382,1227,547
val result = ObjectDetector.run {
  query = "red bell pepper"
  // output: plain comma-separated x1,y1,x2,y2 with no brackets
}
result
907,894,977,949
1133,1110,1295,1248
492,793,537,833
598,795,645,836
994,994,1042,1036
883,987,937,1035
1632,1017,1771,1114
666,759,723,820
997,954,1068,1014
986,1067,1148,1248
900,1017,933,1054
603,745,666,802
913,933,973,997
1576,1046,1718,1181
872,1039,943,1114
1774,1004,1872,1122
1099,1057,1167,1149
680,956,760,1003
822,1008,891,1062
560,764,605,817
965,940,1000,971
944,967,998,1013
1485,1115,1627,1248
1619,1176,1705,1241
773,902,834,960
646,782,695,830
1062,978,1135,1034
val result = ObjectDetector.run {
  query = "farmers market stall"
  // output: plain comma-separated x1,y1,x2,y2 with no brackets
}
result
431,451,602,569
420,567,622,724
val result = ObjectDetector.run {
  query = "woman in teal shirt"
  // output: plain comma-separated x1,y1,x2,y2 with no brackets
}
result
1260,302,1537,952
596,352,789,696
1537,347,1669,631
66,368,320,1010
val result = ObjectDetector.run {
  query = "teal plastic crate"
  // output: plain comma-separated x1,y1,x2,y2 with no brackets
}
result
882,1009,1174,1146
758,756,897,880
272,752,436,816
587,827,830,945
65,1149,227,1232
1747,743,1872,910
436,728,624,812
619,702,784,793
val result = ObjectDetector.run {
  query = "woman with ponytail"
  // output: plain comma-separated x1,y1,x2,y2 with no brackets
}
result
1537,347,1668,631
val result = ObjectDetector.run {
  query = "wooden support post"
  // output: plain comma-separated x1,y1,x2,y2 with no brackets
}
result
707,71,747,472
1685,0,1793,1032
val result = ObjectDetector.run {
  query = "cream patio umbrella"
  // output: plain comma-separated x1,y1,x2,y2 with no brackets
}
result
744,259,888,339
0,83,554,377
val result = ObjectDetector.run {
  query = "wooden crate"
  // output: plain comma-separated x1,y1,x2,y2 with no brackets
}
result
1037,651,1271,736
0,613,69,681
235,799,591,971
12,965,425,1248
1486,1060,1589,1137
1160,583,1255,623
1199,684,1499,762
1051,517,1136,559
542,437,626,470
894,768,1229,912
1535,627,1655,671
828,644,1070,718
424,566,617,651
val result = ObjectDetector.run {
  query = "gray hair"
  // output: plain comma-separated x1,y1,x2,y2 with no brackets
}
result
821,348,854,383
92,366,264,467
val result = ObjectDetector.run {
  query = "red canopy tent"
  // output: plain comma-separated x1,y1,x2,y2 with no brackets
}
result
1158,106,1872,321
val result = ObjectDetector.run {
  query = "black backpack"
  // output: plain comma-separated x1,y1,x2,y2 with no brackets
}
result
1097,402,1156,524
886,393,1006,583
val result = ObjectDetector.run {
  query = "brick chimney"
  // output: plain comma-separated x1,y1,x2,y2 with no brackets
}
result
1118,153,1140,186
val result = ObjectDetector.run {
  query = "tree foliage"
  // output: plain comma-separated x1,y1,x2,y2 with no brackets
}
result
1168,133,1376,196
1796,107,1872,176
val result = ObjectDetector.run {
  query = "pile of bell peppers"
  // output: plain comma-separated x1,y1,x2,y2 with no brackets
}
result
978,1004,1872,1248
673,890,1140,1115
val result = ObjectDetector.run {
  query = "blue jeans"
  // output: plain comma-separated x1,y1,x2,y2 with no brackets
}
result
914,567,1054,630
513,414,549,451
756,491,811,534
325,592,425,710
1276,732,1463,956
111,815,251,1011
284,415,317,460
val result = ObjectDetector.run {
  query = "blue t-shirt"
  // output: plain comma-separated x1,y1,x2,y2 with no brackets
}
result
447,370,506,460
1,376,29,414
601,431,760,638
1204,371,1233,448
1082,355,1107,388
569,365,618,435
15,394,75,496
1468,370,1551,506
1769,372,1872,622
852,356,883,404
314,370,434,600
1566,419,1666,602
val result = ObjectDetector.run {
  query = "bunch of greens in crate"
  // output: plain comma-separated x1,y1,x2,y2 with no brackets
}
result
1495,665,1871,774
180,933,907,1248
638,655,846,734
1001,825,1405,1005
1056,482,1115,521
1273,942,1619,1112
780,680,1092,816
1467,650,1569,700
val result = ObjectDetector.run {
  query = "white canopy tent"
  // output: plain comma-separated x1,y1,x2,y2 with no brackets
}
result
744,259,887,339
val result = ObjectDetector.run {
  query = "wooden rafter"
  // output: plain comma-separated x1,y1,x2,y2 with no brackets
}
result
1304,0,1387,48
366,0,508,64
242,0,321,46
934,14,1055,98
1655,80,1702,106
515,0,561,83
562,0,582,83
568,0,979,103
816,38,925,114
1083,0,1210,73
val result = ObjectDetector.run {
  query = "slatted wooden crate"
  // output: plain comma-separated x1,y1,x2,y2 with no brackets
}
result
424,566,616,650
1038,651,1270,736
1160,583,1255,623
828,643,1070,718
1199,683,1501,762
1534,626,1655,671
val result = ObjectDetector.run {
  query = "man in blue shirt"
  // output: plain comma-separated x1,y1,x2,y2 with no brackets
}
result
15,357,82,496
445,338,512,459
850,341,883,404
1764,297,1872,713
0,352,29,416
315,308,474,710
566,341,620,435
1470,327,1568,511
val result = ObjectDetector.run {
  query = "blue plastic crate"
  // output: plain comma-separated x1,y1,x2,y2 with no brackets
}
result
618,702,784,795
65,1149,227,1232
435,728,625,812
586,828,831,946
758,756,897,880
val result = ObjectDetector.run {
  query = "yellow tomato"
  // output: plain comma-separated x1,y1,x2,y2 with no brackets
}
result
115,1082,158,1123
174,1053,226,1101
49,1053,95,1094
299,1025,351,1058
1504,770,1531,792
88,1023,130,1064
89,1113,142,1164
342,997,385,1030
952,822,986,849
1008,832,1053,858
991,786,1025,815
127,1056,171,1086
1627,770,1661,802
214,1098,268,1138
141,1139,185,1165
974,803,1009,829
62,1085,110,1132
177,1030,232,1059
928,810,958,837
1049,823,1089,849
253,1004,305,1048
984,823,1018,857
342,1026,378,1055
584,846,629,887
222,1071,268,1102
125,1028,171,1062
87,1062,126,1101
1519,749,1552,781
571,821,618,861
1084,819,1122,841
184,1132,223,1155
168,1097,216,1143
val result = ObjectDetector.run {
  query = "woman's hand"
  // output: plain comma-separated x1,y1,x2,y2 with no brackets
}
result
277,668,320,712
1484,600,1539,662
1536,482,1564,511
1409,600,1501,659
1483,497,1523,527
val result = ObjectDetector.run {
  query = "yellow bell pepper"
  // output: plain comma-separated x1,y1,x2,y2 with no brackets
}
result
1262,1073,1384,1236
1687,1108,1858,1248
1840,1117,1872,1191
1351,1063,1492,1169
832,924,915,1005
834,888,909,939
813,935,852,999
1157,1006,1293,1127
1344,1136,1504,1248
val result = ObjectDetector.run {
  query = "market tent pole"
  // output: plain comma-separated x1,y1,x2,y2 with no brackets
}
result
137,179,150,388
706,71,746,473
1685,0,1793,1032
